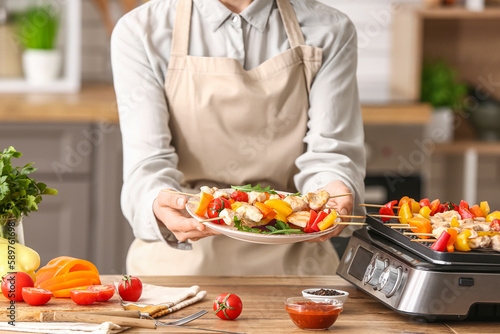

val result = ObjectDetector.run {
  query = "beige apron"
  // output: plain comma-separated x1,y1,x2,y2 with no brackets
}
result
127,0,339,275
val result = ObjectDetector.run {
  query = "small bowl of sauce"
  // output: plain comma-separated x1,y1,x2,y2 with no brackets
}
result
285,297,343,330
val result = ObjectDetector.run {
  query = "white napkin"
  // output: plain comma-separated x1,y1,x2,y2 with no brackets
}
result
0,321,127,334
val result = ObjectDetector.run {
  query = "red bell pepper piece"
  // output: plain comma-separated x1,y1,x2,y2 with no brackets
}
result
459,200,469,210
379,207,395,222
490,219,500,232
311,211,328,232
419,198,430,208
429,199,440,216
458,206,474,220
431,230,451,252
305,210,318,233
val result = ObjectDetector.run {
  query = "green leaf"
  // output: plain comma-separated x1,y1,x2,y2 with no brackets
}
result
231,184,278,195
42,188,58,196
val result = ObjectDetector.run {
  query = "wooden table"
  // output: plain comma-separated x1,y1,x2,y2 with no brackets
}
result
95,275,498,334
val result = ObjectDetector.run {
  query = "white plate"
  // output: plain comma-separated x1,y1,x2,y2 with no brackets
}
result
185,189,338,245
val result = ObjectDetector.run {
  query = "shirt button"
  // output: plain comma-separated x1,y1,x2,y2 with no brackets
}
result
232,15,239,23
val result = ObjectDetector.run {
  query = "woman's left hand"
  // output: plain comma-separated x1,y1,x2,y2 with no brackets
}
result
306,180,353,242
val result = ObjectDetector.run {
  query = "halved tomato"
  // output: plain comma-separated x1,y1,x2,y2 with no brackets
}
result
70,289,99,305
87,285,115,302
22,287,52,306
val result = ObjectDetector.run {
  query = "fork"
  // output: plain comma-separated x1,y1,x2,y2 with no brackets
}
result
140,310,208,326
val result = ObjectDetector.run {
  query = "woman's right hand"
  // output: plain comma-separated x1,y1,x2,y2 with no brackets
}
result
153,190,220,242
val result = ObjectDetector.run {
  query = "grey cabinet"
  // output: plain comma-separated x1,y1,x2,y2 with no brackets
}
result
0,122,134,274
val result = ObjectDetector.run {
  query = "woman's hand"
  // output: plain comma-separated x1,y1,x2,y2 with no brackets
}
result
153,190,220,242
306,180,354,242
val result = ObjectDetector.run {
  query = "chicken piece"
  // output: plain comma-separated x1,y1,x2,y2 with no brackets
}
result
219,209,241,226
236,204,263,224
303,190,330,211
269,194,281,200
468,235,491,249
491,235,500,252
287,211,311,228
248,191,268,205
284,196,308,213
432,226,449,239
460,221,491,232
431,221,450,230
200,186,218,195
430,210,461,225
213,190,230,199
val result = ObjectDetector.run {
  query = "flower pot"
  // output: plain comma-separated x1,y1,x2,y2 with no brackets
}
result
0,216,24,245
22,49,61,84
426,107,454,143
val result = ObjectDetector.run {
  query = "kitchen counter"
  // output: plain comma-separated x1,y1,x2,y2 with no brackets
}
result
0,85,431,125
97,275,497,333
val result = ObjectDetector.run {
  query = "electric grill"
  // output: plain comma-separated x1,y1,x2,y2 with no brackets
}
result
336,215,500,321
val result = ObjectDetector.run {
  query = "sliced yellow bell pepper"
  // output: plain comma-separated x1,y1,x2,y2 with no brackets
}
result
450,216,459,228
455,230,472,252
419,206,432,220
0,238,40,282
398,202,413,225
318,211,338,231
486,211,500,223
264,199,293,217
410,199,421,214
195,192,214,216
480,201,490,217
231,202,243,211
274,211,288,223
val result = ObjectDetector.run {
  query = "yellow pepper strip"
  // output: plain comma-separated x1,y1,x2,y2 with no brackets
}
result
410,199,421,214
264,199,293,217
231,202,243,211
274,211,288,223
478,231,500,237
419,206,432,220
318,211,338,231
486,211,500,223
480,201,490,217
455,230,472,252
407,217,432,239
398,202,413,225
0,238,40,283
194,192,214,216
450,216,459,228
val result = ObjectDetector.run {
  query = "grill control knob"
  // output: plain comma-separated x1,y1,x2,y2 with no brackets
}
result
378,266,403,297
363,256,386,288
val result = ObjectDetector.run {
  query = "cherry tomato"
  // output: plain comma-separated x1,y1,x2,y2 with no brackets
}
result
213,293,242,320
1,272,34,302
207,198,232,225
22,287,52,306
70,289,99,305
118,275,142,302
87,285,115,302
230,191,249,203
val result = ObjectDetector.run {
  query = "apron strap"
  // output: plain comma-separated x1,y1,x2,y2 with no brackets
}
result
276,0,305,48
171,0,192,56
170,0,305,56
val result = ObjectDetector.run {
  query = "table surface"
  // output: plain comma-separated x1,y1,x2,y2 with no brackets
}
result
96,275,499,334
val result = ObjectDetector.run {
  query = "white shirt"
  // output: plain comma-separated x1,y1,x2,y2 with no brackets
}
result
111,0,366,242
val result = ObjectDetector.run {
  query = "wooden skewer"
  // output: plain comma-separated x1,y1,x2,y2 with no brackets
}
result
368,214,400,219
404,232,435,236
200,217,224,223
334,222,367,226
330,193,352,199
391,226,417,230
359,203,400,209
162,189,200,197
384,223,410,226
411,239,437,242
338,215,366,219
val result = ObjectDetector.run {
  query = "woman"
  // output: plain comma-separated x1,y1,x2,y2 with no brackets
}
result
111,0,365,275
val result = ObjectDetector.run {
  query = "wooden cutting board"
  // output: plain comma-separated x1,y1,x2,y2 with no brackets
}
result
0,293,124,322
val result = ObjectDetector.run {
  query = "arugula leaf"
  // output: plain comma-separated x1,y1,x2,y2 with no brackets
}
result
262,220,305,235
231,184,278,195
0,146,57,220
233,216,262,233
286,192,301,197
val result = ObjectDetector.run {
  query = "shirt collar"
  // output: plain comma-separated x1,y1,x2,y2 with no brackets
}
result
193,0,274,33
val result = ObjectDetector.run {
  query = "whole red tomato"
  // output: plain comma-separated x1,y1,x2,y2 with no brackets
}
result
207,198,232,224
22,287,52,306
1,272,34,302
230,191,249,203
87,285,115,302
118,275,142,302
213,293,242,320
71,289,99,305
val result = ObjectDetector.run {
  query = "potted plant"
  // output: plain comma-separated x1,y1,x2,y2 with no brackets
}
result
16,5,60,84
420,60,467,143
0,147,57,244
